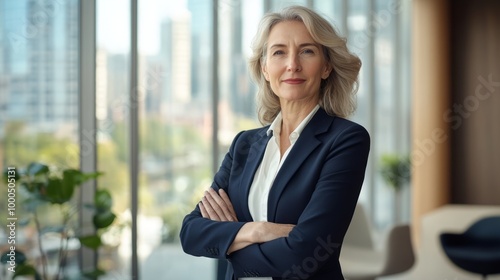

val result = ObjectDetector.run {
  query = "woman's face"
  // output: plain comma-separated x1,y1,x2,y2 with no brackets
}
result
262,20,331,106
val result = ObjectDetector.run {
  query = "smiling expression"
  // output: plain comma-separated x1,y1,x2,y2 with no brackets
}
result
262,20,331,106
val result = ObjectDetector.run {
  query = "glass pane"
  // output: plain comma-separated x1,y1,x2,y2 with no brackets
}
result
343,0,412,229
270,0,308,11
0,0,80,278
137,0,215,279
399,0,412,224
96,0,131,278
373,0,398,229
314,0,345,36
218,0,263,161
346,0,372,215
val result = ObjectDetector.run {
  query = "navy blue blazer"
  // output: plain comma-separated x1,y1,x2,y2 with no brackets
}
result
180,108,370,279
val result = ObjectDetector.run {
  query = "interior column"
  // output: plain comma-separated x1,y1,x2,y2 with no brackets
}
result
411,0,451,247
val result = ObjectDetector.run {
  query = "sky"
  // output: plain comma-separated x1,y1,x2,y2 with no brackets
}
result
97,0,265,56
97,0,188,55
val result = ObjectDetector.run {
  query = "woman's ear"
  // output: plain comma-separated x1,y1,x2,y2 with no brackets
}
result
262,64,270,81
322,65,332,80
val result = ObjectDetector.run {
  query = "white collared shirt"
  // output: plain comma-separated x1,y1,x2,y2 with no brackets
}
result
241,105,320,280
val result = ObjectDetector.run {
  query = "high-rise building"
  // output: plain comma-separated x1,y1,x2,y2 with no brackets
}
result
187,0,212,102
0,0,79,138
160,12,191,106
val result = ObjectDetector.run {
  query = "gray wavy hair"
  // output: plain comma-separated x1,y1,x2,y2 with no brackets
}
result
248,5,361,124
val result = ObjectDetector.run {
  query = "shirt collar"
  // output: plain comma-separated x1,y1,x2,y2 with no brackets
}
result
266,105,320,144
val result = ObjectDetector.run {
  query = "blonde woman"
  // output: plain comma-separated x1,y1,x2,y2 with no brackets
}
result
181,5,369,279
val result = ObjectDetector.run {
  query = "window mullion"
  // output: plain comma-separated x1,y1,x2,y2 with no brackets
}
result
130,0,139,279
78,0,97,273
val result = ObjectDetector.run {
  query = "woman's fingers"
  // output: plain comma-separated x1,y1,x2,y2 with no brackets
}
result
205,188,235,221
201,188,237,222
201,196,221,221
199,202,208,218
218,189,237,220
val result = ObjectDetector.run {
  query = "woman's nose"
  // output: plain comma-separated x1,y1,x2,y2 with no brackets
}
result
287,55,302,72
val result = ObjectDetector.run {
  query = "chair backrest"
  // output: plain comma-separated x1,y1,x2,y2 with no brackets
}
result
381,224,415,276
465,216,500,240
343,203,374,249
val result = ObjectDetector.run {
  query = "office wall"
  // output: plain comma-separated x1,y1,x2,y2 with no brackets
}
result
412,0,452,247
451,0,500,204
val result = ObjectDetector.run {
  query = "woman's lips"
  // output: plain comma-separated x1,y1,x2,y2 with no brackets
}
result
282,78,305,84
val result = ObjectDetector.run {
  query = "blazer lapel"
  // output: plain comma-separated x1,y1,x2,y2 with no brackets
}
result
237,128,270,222
267,109,334,221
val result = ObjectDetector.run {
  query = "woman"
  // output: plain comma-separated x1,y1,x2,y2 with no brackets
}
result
180,5,370,280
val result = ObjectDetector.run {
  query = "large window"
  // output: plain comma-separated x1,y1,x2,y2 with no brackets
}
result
95,0,132,278
0,0,81,278
0,0,79,166
137,0,215,278
1,0,411,279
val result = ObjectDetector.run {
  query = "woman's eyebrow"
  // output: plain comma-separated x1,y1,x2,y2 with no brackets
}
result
299,43,320,48
268,42,319,49
268,43,286,49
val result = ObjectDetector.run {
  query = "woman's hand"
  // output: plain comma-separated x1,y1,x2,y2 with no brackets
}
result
199,188,237,222
199,187,295,254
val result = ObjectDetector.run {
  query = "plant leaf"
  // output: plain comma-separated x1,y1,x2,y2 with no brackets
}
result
79,235,102,249
45,177,63,203
26,162,49,177
62,168,81,187
380,154,411,191
93,211,116,229
1,250,27,264
95,189,113,211
13,263,37,278
78,171,104,185
22,181,48,195
3,167,20,182
60,170,79,200
46,177,74,204
82,268,106,280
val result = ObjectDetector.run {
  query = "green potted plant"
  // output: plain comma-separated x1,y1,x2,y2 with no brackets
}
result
1,162,116,280
379,154,411,223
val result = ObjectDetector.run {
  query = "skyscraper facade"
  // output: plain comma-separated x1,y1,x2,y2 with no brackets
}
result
0,0,79,139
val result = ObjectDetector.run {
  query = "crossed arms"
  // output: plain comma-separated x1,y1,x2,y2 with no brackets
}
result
199,187,294,254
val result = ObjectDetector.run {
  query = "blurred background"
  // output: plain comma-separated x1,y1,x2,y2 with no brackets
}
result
0,0,498,279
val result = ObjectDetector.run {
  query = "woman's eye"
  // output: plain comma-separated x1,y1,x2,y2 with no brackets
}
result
272,50,284,55
302,49,315,54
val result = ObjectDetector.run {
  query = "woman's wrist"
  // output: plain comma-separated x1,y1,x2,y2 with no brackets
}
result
229,221,294,254
244,222,262,243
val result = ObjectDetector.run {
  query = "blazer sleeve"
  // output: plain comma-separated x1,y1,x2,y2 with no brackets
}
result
179,131,247,259
228,124,370,278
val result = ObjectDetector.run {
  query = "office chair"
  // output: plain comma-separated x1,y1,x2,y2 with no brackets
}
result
440,216,500,280
340,204,415,280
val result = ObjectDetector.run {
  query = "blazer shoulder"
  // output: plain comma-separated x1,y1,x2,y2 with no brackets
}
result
332,117,369,135
326,117,371,149
313,108,368,139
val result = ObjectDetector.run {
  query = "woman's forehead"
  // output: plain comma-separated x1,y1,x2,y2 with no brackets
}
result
266,21,316,46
